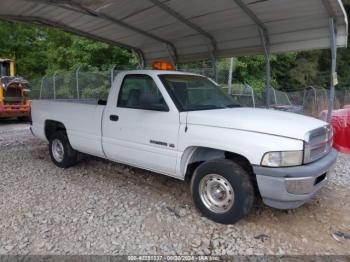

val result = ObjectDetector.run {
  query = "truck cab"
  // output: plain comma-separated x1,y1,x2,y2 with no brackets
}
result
30,68,337,224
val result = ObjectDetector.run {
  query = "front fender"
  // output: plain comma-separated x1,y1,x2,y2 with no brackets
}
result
177,124,304,177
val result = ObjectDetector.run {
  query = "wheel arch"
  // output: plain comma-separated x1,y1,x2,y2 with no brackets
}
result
44,120,67,141
181,146,254,181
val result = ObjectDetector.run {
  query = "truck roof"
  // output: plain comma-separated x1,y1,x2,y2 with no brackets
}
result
119,70,201,76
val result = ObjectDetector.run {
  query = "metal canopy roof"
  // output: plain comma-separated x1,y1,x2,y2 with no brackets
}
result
0,0,348,65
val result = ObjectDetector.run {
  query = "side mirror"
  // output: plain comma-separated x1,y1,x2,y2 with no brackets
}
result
98,99,107,105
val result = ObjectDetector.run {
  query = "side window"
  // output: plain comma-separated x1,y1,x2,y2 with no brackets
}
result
117,75,169,111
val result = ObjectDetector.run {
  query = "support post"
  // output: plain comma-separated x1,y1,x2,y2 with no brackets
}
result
259,29,271,108
76,66,81,100
327,18,337,123
133,50,145,69
228,57,234,95
39,76,45,99
250,85,256,107
166,44,178,69
213,59,218,83
53,71,57,100
111,64,116,86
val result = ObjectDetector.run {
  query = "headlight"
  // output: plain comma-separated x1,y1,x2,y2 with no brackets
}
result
261,151,303,167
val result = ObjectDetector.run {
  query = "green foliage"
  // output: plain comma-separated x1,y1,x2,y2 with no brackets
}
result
230,56,266,92
0,20,137,79
284,51,321,89
0,21,48,79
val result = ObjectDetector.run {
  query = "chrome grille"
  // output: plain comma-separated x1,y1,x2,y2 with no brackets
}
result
304,125,333,164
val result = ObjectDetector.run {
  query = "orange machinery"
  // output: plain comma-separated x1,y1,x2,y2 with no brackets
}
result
0,58,31,120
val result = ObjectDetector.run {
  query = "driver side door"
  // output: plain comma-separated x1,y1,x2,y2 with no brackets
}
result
102,74,180,176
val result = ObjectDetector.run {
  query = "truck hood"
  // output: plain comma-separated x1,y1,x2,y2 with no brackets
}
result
185,108,327,140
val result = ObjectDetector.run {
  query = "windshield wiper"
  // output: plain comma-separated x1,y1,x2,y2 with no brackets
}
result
185,105,224,111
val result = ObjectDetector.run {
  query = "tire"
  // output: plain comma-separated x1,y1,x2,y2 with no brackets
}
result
18,116,31,122
191,159,254,224
48,131,78,168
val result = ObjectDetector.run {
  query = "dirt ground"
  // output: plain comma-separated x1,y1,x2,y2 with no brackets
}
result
0,119,349,255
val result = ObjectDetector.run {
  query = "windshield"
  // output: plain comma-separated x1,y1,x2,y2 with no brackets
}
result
159,74,239,111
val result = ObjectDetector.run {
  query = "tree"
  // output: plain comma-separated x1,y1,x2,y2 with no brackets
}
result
0,20,136,79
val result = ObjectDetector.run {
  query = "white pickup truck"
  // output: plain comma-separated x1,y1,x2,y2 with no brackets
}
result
31,70,337,224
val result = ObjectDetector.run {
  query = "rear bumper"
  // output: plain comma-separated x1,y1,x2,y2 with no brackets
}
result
0,105,31,118
253,149,337,209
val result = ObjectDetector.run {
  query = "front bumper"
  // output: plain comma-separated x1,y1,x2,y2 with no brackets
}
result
253,149,337,209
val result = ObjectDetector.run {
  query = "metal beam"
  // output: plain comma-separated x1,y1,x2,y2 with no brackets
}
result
322,1,339,122
322,0,337,19
39,76,46,99
259,28,271,108
148,0,217,60
0,14,145,60
232,0,271,108
133,50,145,69
327,18,337,123
233,0,267,33
228,57,234,95
76,66,81,100
25,0,179,65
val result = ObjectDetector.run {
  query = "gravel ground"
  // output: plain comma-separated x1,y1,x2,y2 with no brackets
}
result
0,120,349,255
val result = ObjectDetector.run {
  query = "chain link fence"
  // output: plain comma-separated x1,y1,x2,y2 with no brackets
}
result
30,69,121,101
29,66,350,119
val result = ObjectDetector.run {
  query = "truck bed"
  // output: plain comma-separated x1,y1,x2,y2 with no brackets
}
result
31,100,106,158
46,99,100,105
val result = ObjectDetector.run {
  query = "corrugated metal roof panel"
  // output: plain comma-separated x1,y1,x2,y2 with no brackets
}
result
0,0,347,65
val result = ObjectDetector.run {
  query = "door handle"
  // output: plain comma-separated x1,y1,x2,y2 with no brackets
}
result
110,115,119,121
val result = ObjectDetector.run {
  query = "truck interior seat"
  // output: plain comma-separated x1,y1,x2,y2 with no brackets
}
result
172,83,188,107
126,89,141,107
139,91,158,107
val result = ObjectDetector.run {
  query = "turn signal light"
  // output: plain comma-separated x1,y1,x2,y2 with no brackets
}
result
152,61,174,71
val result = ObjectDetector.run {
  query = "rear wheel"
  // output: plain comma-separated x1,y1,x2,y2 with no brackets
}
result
191,159,254,224
49,131,78,168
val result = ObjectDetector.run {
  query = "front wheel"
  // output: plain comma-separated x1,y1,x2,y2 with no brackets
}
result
18,116,31,122
49,131,78,168
191,159,254,224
